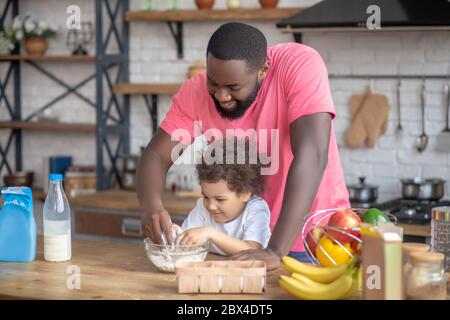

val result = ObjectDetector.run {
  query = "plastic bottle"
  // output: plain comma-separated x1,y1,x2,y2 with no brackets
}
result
43,174,72,262
0,187,36,262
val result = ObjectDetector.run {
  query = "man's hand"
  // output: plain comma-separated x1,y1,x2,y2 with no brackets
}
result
141,208,174,245
138,129,183,245
178,227,214,246
230,248,281,271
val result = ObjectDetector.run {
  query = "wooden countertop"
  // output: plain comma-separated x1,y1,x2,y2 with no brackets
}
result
0,236,292,300
69,190,198,216
398,223,431,238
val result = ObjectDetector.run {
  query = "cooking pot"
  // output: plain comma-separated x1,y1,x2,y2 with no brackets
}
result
401,178,445,201
347,177,379,203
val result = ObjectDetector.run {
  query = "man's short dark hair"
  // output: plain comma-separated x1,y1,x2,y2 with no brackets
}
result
206,22,267,70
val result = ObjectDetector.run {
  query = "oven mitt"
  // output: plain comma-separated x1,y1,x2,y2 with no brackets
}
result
345,91,390,148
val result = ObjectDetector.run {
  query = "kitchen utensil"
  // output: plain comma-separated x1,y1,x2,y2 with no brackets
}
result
345,85,390,149
175,260,266,294
3,171,34,187
415,79,429,153
144,238,209,273
435,80,450,152
396,78,403,135
431,206,450,272
347,177,379,203
401,178,445,201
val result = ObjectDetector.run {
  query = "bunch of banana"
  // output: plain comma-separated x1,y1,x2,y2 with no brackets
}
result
279,256,361,300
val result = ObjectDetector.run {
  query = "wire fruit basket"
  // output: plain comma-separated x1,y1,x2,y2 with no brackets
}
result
301,208,397,266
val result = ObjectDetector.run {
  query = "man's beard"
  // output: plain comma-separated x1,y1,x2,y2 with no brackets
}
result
212,80,262,120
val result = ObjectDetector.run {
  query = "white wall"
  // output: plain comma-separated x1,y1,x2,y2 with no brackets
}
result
1,0,449,201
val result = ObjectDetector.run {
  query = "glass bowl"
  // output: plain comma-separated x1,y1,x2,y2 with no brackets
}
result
144,238,209,273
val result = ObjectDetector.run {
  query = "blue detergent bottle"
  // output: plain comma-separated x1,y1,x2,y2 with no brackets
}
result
0,187,36,262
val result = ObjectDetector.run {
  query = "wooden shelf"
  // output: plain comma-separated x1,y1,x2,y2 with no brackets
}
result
0,121,96,133
0,55,96,62
125,8,305,59
279,26,450,34
112,83,181,95
126,8,304,22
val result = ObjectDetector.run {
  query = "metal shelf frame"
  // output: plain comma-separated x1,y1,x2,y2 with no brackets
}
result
0,0,130,191
0,0,20,175
142,94,158,135
96,0,130,190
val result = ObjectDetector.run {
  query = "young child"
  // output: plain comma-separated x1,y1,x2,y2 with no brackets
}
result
178,139,271,256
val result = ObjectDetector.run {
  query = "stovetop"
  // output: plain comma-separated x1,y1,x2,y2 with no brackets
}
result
375,198,450,225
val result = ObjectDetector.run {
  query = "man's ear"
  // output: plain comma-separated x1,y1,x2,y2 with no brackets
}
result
258,61,270,81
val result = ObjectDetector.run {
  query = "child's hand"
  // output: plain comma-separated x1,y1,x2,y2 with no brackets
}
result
178,227,214,246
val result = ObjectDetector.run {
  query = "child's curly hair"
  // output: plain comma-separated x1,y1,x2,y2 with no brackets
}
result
196,138,265,197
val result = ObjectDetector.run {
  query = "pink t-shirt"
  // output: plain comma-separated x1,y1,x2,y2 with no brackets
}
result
160,42,350,252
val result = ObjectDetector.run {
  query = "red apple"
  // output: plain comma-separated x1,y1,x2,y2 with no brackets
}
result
305,228,323,256
326,210,361,243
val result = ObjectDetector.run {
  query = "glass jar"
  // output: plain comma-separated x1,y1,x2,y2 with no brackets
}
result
431,206,450,272
402,243,430,298
403,243,430,275
406,251,447,300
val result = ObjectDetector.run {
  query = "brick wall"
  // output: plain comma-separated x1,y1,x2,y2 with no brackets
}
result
1,0,449,201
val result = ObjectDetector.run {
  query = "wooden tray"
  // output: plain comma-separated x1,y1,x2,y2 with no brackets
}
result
175,260,266,294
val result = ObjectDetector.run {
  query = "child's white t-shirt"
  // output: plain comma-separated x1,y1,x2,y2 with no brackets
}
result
181,196,272,255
